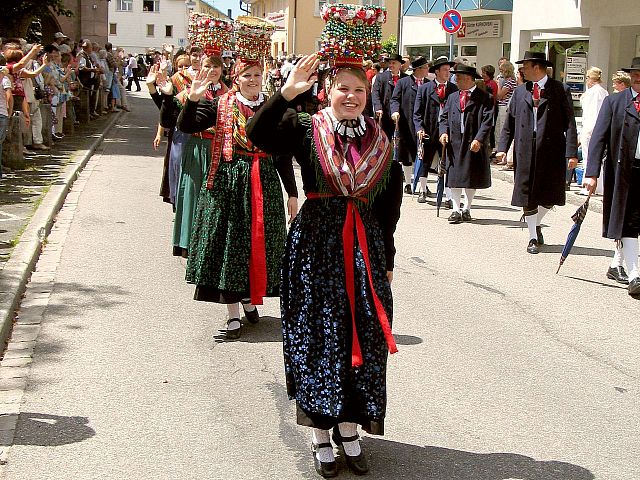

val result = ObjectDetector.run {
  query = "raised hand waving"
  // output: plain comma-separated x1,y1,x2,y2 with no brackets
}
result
187,67,213,102
281,54,320,102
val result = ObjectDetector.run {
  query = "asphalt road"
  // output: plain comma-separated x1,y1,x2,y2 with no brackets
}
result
2,89,639,480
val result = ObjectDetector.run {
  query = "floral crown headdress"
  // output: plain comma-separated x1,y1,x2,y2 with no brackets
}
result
318,4,387,69
234,16,275,64
188,12,233,57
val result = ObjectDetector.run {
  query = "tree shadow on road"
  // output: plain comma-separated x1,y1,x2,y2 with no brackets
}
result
9,412,96,447
41,282,130,318
362,438,594,480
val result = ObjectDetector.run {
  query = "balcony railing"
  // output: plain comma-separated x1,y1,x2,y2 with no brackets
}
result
403,0,512,17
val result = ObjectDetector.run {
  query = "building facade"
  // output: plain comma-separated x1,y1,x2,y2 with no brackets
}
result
48,0,109,45
248,0,400,58
107,0,228,54
401,0,640,98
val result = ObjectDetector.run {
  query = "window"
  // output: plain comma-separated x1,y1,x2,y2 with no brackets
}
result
143,0,160,12
165,25,173,37
109,23,117,35
406,45,459,61
315,0,336,16
116,0,133,11
460,45,477,57
502,43,511,59
147,24,155,37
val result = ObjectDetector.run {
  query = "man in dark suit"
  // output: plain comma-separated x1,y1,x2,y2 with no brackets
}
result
390,57,430,194
413,56,457,203
497,51,578,254
372,54,407,176
585,57,640,296
439,64,493,223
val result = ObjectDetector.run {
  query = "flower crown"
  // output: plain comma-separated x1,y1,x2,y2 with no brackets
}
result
188,12,233,57
318,4,387,68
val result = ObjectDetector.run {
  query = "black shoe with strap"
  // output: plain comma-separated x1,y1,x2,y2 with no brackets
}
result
225,318,241,339
311,443,338,478
404,184,412,194
332,428,369,475
536,226,544,245
448,211,462,224
417,192,427,204
241,301,260,324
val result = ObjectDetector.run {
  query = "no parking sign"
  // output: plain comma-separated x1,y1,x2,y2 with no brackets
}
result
441,9,463,35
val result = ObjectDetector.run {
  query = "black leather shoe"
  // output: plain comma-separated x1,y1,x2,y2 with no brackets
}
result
462,209,472,222
312,443,338,478
243,306,260,324
607,266,629,285
527,239,540,254
628,277,640,297
444,199,453,210
225,318,241,339
448,211,462,224
417,192,427,203
404,184,412,194
426,187,436,198
536,226,544,245
332,429,369,475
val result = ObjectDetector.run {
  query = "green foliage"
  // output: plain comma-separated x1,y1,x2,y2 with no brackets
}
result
0,0,73,39
381,34,398,56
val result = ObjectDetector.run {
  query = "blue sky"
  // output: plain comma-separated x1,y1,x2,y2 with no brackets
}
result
202,0,245,19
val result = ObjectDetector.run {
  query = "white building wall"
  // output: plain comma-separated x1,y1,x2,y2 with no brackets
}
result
108,0,190,54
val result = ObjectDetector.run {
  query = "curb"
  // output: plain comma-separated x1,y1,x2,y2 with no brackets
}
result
0,112,122,350
489,165,603,214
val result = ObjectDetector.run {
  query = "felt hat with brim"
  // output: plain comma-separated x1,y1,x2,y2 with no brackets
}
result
54,32,68,39
429,56,455,73
452,64,481,79
516,51,553,67
411,56,428,69
622,56,640,72
388,54,403,63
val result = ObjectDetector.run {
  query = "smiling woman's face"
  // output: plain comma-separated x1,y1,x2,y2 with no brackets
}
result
329,69,368,121
236,65,262,99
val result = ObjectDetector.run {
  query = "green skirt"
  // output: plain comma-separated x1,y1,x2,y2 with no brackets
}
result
172,136,209,257
186,152,286,304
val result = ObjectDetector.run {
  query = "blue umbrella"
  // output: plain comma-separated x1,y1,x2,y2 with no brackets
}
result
392,121,399,163
435,144,447,217
556,195,591,274
412,135,425,194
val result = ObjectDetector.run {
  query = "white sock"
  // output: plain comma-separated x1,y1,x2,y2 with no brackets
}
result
445,186,452,201
338,422,361,456
241,299,256,312
402,165,413,185
537,206,550,226
464,188,476,213
227,303,240,329
419,176,428,192
622,237,639,281
312,429,334,463
450,188,462,213
611,244,623,269
525,213,538,240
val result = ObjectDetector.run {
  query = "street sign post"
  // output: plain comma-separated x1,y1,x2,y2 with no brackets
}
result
441,9,463,62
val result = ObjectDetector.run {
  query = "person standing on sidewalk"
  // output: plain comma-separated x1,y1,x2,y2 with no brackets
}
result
77,40,100,118
413,56,457,202
439,64,493,224
496,51,578,254
176,18,298,340
390,56,429,198
0,65,13,179
584,57,640,296
126,53,141,92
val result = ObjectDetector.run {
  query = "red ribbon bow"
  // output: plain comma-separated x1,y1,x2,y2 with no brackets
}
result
459,90,469,112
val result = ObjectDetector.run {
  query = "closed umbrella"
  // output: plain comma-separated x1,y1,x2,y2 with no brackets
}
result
412,134,427,194
556,195,591,274
435,143,448,217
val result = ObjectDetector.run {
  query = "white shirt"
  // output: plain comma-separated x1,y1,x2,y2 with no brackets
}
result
580,82,608,142
236,91,264,108
532,75,548,133
0,76,12,117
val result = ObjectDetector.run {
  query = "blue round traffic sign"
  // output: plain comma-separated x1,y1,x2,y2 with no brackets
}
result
441,9,463,34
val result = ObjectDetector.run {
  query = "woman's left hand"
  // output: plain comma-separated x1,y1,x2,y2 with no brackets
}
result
281,54,319,102
287,197,298,224
386,271,393,284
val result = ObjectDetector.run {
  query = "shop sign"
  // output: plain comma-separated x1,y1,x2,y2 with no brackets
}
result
565,54,587,100
457,20,502,39
266,12,286,31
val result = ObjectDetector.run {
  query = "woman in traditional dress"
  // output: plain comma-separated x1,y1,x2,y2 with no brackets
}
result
160,55,229,257
247,53,402,477
176,59,298,339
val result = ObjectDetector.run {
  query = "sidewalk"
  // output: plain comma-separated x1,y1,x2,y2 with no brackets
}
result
0,107,124,347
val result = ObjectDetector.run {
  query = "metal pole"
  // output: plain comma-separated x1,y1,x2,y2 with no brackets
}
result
449,33,454,60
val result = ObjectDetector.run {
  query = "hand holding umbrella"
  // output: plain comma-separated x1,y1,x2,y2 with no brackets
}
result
556,193,591,274
412,130,428,194
436,134,449,217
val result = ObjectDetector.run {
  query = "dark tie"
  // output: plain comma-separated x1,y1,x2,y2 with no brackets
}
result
533,83,541,107
459,90,469,111
437,83,446,101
